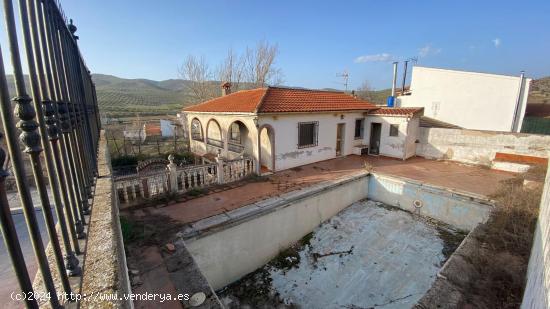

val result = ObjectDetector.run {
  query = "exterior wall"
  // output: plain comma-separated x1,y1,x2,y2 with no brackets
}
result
186,173,370,290
522,160,550,309
184,112,258,161
186,111,420,172
368,173,493,231
364,115,418,160
259,112,368,171
417,127,550,166
397,66,531,132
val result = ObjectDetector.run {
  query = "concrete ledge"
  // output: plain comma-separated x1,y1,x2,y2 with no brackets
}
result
80,131,132,309
181,170,369,240
168,240,224,308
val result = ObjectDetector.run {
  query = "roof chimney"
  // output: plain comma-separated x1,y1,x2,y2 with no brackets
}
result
221,82,231,96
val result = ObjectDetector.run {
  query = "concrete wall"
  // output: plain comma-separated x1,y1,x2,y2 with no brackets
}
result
185,174,370,290
398,66,531,132
522,161,550,309
368,173,493,231
81,131,132,309
417,127,550,166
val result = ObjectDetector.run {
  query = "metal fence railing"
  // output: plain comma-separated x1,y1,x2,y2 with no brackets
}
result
0,0,100,308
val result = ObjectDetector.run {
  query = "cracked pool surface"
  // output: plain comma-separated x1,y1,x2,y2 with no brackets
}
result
218,200,465,309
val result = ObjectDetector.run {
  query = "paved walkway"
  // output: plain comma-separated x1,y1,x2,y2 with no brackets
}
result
125,155,515,225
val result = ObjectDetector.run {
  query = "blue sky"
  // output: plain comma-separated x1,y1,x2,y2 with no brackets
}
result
4,0,550,90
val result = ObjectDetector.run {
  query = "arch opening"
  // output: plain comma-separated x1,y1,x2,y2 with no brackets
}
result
191,118,203,141
259,125,275,173
227,121,251,155
206,119,223,148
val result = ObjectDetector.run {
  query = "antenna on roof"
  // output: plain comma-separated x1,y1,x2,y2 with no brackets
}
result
336,70,350,92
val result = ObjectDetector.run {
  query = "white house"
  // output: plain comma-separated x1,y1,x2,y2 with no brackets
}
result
183,85,423,174
397,66,531,132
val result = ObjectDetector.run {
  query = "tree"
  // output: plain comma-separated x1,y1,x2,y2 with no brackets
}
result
356,80,374,101
180,40,284,100
178,55,217,102
217,48,246,91
243,41,283,87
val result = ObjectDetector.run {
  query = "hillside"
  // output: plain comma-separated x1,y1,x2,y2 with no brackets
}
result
528,76,550,104
92,74,394,116
92,74,195,116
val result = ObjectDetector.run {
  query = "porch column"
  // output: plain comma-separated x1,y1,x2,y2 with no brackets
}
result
216,152,225,184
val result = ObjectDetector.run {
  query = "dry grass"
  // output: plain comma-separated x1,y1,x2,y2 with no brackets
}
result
462,165,545,308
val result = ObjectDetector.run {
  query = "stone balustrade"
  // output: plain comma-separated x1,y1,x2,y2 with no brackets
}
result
115,155,255,206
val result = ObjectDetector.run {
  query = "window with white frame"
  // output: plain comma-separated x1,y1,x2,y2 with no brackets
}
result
354,118,365,139
298,121,318,148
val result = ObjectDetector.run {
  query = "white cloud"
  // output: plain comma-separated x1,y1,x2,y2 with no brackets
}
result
492,38,501,48
354,53,394,63
418,44,442,57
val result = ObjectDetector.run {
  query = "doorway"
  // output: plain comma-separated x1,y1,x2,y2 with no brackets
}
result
369,123,381,155
336,123,345,156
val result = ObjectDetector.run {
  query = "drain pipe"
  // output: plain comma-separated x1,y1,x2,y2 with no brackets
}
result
510,71,525,132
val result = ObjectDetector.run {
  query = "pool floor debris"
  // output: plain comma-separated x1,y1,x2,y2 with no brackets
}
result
218,200,465,309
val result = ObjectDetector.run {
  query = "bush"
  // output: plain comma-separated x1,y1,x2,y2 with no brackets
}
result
120,216,144,243
111,152,196,169
110,154,154,168
463,165,546,308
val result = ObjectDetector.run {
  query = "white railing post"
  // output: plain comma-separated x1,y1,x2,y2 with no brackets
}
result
216,152,224,184
167,154,178,193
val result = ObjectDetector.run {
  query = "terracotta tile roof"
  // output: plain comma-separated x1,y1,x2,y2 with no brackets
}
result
183,87,377,113
369,107,424,117
183,88,268,113
145,123,161,136
258,87,377,113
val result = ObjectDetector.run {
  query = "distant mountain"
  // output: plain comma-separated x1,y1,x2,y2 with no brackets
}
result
528,76,550,105
94,74,386,117
11,73,545,117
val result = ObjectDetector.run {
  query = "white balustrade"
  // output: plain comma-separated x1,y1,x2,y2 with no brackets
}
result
114,156,254,206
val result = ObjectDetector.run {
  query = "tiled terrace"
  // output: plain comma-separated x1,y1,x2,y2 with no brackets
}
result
124,155,515,225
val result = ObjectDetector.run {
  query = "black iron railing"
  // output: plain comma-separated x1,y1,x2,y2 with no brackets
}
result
0,0,100,308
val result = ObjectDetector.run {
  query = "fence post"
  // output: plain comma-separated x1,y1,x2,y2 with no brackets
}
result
167,154,178,193
216,151,224,184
